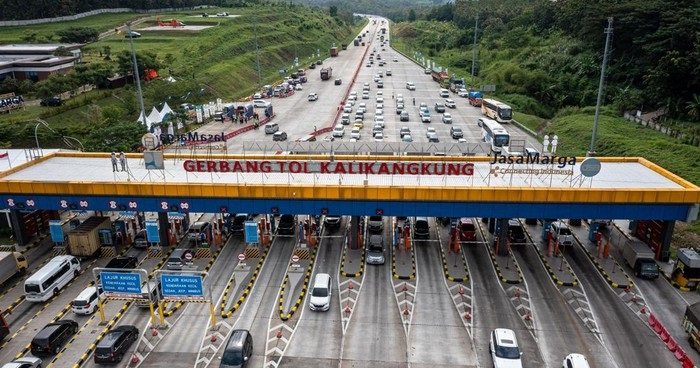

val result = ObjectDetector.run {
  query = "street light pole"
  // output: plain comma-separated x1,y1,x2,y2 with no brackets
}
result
588,17,613,157
126,22,147,128
470,13,479,88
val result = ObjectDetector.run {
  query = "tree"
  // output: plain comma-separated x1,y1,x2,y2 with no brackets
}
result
408,9,416,22
103,46,112,60
56,27,99,43
54,46,72,57
329,5,337,17
686,94,700,121
115,50,162,80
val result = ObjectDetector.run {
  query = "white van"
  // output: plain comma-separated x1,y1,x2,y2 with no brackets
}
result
439,88,450,98
264,123,279,134
25,255,80,302
135,281,160,308
309,273,332,312
72,286,101,315
332,124,345,138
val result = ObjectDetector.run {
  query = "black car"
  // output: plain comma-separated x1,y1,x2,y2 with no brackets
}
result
31,320,79,356
105,256,138,270
324,215,341,231
277,214,296,235
316,60,322,65
230,213,250,234
334,79,342,85
133,229,148,248
94,325,139,364
309,63,316,69
507,219,527,244
40,96,63,107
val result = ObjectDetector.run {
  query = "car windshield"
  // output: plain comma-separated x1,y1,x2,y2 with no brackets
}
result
642,263,658,271
558,228,572,235
312,287,329,297
495,344,521,359
221,350,243,365
460,224,473,231
25,283,40,293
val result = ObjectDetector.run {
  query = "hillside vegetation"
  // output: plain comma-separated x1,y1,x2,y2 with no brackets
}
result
391,0,700,185
0,4,362,151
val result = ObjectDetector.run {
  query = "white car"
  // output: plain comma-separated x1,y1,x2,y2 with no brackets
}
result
308,93,318,101
309,273,332,312
375,109,383,116
1,357,42,368
376,97,384,104
458,88,469,97
489,328,523,368
295,84,303,91
351,128,361,139
374,132,384,141
445,99,456,108
252,99,270,108
426,127,436,137
362,92,370,99
442,113,453,124
343,106,352,113
562,354,590,368
332,124,345,137
253,93,263,99
374,116,385,127
406,82,416,90
439,88,450,98
377,91,384,96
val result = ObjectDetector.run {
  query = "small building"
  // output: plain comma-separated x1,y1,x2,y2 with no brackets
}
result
0,44,83,82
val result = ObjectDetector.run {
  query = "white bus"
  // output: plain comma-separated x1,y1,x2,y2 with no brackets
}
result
25,255,80,302
481,98,513,123
481,118,510,153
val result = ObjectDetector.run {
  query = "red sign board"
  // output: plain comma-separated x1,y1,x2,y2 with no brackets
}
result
291,255,300,263
238,253,246,261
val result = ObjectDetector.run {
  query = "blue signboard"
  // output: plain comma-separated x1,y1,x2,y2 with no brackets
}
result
145,220,160,243
161,274,204,300
100,272,142,296
244,221,259,244
49,220,64,243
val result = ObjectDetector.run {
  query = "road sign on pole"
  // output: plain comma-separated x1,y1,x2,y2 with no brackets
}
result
291,255,300,263
160,274,204,301
100,272,142,297
146,220,160,243
238,253,246,261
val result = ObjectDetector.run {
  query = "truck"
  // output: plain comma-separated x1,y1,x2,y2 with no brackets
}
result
330,47,338,57
683,302,700,352
622,239,659,279
0,251,28,285
431,69,448,84
67,216,111,257
468,91,483,107
448,76,465,93
320,67,332,80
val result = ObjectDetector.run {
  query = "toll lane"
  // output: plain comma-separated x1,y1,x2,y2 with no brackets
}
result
464,229,544,368
567,245,677,368
341,237,406,367
408,223,477,368
281,223,344,365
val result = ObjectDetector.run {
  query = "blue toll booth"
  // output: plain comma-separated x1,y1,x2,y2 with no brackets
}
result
541,220,553,241
588,222,600,242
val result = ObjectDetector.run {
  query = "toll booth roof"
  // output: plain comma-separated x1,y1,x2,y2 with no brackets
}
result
0,149,64,173
0,153,693,190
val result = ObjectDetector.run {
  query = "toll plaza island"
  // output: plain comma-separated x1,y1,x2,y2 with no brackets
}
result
0,151,698,258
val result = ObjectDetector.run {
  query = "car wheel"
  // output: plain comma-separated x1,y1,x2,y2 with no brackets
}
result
74,269,80,277
55,346,61,354
53,288,59,297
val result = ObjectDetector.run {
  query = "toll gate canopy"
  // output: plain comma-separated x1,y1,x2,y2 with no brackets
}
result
0,151,698,221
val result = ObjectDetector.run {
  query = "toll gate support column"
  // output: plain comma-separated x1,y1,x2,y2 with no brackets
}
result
659,220,674,262
9,209,29,246
158,212,170,247
349,216,359,250
496,218,510,256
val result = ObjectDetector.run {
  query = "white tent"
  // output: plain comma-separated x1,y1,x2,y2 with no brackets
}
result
136,110,153,129
160,102,174,121
165,76,177,83
147,107,163,124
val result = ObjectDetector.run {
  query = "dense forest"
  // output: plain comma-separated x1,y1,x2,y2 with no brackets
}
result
389,0,700,122
0,0,254,20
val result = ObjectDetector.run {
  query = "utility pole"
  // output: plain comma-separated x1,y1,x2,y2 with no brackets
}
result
588,17,613,157
470,13,479,88
253,14,262,87
126,22,147,128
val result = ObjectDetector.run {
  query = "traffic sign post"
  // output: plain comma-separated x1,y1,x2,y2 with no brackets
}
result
92,268,149,325
156,270,215,326
238,253,246,266
291,254,300,268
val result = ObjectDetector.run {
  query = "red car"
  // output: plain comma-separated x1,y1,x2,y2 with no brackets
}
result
458,218,476,242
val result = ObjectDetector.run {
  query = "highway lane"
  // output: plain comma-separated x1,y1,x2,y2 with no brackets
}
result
566,243,677,368
281,220,345,366
465,222,545,368
511,242,617,368
341,227,407,367
408,220,477,368
140,235,247,367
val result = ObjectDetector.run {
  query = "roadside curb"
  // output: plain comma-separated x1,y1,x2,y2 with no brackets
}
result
339,243,364,277
220,246,269,318
391,247,416,280
484,243,522,284
278,246,318,321
571,231,632,289
435,225,469,283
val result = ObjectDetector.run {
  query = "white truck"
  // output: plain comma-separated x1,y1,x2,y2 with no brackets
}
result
0,251,28,285
622,239,659,279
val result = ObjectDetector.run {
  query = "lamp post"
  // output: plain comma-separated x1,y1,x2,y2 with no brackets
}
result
35,118,85,155
588,17,614,157
126,22,147,128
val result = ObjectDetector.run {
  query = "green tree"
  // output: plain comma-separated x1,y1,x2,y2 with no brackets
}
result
56,27,99,43
102,46,112,60
85,120,147,152
329,5,337,17
686,94,700,121
115,50,162,80
54,46,72,57
408,9,416,22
